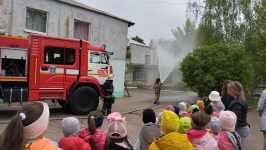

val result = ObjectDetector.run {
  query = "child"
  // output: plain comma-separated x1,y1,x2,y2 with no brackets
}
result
196,100,204,111
191,104,200,114
104,112,123,136
186,103,192,113
173,105,180,117
104,116,135,150
202,97,211,111
0,102,61,150
79,111,106,150
186,111,218,150
178,117,192,134
149,111,193,150
59,117,91,150
206,117,220,138
208,91,225,116
165,105,175,112
179,102,191,118
214,111,241,150
134,109,161,150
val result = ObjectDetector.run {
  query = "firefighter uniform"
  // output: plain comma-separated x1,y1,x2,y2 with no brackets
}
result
101,74,114,116
154,78,162,104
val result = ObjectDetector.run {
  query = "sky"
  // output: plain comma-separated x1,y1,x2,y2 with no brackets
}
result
75,0,190,45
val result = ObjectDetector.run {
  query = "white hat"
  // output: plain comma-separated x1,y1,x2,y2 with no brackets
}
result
179,102,187,114
108,74,114,80
209,91,221,101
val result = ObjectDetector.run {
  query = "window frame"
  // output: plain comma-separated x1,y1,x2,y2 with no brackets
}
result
73,19,91,41
145,55,150,64
135,71,147,81
24,7,48,35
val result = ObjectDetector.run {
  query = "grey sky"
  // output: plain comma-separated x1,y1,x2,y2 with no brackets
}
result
75,0,189,45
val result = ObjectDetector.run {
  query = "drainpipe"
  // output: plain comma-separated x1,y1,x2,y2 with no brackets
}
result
9,0,15,36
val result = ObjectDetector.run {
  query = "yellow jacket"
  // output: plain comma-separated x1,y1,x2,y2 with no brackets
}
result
148,132,194,150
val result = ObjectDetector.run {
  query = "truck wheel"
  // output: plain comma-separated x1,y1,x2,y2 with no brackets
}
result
69,86,99,115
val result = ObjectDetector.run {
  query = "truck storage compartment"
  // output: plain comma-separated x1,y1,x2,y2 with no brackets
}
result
3,87,28,103
1,48,27,77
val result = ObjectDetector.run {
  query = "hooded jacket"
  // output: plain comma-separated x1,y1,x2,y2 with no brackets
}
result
222,92,234,108
210,101,225,116
214,131,240,150
134,123,161,150
149,111,193,150
257,89,266,131
25,138,62,150
79,128,106,150
58,136,91,150
186,129,218,150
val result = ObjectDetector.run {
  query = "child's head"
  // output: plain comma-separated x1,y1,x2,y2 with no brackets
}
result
142,108,156,124
219,111,236,132
186,103,191,113
173,105,180,116
202,97,211,108
196,100,204,110
61,117,80,137
161,110,179,135
190,105,199,114
87,111,104,150
191,111,211,130
107,117,133,149
209,91,221,102
178,117,192,134
179,102,187,114
107,112,122,124
0,102,49,150
209,117,220,134
165,105,175,112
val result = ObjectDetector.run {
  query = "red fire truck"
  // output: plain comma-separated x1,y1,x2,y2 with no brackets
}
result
0,33,113,115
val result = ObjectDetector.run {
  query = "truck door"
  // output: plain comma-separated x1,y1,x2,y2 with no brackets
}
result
88,51,109,85
39,40,65,89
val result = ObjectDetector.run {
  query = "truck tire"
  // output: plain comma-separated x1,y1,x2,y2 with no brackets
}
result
69,86,99,115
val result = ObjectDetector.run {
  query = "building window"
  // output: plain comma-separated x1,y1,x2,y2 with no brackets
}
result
135,72,147,80
25,8,47,34
44,47,64,65
145,55,150,64
74,20,90,41
164,72,173,82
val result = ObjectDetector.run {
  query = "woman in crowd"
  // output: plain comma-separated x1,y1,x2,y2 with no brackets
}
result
0,102,61,150
257,88,266,150
226,81,249,146
221,80,234,108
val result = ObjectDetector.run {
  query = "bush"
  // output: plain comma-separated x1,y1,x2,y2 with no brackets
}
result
180,43,254,97
175,82,188,91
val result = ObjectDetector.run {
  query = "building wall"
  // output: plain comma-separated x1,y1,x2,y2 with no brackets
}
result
0,0,129,97
129,44,157,65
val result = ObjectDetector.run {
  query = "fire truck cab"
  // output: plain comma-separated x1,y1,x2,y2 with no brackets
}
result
0,33,113,115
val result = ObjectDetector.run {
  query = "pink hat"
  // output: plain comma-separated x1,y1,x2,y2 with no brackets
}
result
107,117,127,139
219,111,236,132
165,105,175,112
107,112,122,124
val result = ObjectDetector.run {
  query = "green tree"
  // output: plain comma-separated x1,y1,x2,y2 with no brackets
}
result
171,19,196,54
253,1,266,77
180,43,253,97
187,0,257,46
131,36,145,45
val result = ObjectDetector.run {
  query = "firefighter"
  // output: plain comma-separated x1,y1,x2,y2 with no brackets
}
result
154,78,162,105
101,74,114,116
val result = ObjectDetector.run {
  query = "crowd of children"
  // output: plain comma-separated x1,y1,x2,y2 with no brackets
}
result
0,81,249,150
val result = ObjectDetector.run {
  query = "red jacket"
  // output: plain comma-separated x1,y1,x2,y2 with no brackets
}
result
79,128,106,150
58,136,91,150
